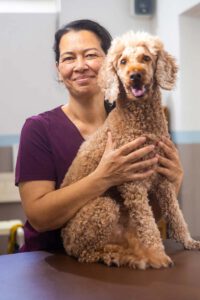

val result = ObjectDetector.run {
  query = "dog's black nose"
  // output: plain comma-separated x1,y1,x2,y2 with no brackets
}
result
130,72,142,81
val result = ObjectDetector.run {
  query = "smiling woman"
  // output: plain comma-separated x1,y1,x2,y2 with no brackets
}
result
57,30,105,99
15,19,183,253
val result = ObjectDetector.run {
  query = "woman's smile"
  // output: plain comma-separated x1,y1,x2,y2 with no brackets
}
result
73,75,95,85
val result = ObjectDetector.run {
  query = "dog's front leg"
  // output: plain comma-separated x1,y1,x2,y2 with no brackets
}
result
118,183,173,268
156,178,200,250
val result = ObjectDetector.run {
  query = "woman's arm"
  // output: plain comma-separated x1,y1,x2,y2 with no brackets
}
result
19,135,158,232
156,136,184,196
19,172,109,233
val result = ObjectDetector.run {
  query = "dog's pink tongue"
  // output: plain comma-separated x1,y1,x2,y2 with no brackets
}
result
131,86,145,97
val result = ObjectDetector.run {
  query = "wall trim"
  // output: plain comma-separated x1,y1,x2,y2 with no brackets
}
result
1,132,200,146
0,135,19,147
171,131,200,144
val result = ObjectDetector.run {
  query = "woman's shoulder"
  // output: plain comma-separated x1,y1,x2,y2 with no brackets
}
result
23,105,63,131
19,106,62,146
26,105,62,123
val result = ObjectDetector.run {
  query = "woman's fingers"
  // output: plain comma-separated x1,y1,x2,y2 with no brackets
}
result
118,137,147,155
156,166,172,178
127,157,158,172
98,133,159,187
159,137,179,161
131,169,155,180
125,145,155,163
161,136,177,150
158,141,174,159
100,133,183,192
156,154,174,169
156,138,184,196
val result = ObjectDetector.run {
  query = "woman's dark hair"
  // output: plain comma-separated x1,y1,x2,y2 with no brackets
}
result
53,19,112,63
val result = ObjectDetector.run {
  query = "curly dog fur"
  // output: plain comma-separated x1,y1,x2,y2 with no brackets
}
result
61,31,200,269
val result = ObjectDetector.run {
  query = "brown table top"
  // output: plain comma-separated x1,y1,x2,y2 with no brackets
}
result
0,240,200,300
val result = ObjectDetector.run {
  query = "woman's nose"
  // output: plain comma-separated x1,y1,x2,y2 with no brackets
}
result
74,57,88,72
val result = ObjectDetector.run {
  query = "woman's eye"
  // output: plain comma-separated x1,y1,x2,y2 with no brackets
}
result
86,53,98,59
143,55,151,62
120,58,127,65
62,57,74,63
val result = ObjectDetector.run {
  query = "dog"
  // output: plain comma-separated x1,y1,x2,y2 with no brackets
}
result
61,31,200,269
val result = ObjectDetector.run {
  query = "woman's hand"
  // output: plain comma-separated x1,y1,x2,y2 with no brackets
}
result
156,136,184,196
94,132,158,188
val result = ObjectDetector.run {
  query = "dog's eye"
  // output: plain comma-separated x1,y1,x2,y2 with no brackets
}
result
143,55,151,62
120,59,127,65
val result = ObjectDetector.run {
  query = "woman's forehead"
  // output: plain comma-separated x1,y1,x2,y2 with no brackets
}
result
59,30,102,52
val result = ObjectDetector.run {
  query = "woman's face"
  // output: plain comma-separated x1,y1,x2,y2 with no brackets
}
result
57,30,105,98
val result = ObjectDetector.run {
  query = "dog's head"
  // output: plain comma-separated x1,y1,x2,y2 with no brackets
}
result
98,31,178,102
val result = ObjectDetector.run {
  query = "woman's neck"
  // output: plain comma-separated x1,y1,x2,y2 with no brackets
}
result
62,92,107,139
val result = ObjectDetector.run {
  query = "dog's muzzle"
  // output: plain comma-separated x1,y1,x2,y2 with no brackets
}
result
130,72,146,98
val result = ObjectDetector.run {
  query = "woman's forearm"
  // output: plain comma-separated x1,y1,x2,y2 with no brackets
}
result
20,171,110,232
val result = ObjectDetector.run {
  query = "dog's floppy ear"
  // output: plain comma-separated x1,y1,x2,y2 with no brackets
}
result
98,55,120,103
98,37,125,102
155,50,178,90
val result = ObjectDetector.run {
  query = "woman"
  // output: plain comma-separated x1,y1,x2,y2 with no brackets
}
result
15,19,183,252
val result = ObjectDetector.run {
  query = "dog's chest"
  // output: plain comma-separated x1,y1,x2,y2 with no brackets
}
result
113,130,168,156
108,105,169,154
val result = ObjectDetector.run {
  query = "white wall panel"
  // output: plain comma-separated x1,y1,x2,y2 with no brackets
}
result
0,12,65,135
60,0,153,38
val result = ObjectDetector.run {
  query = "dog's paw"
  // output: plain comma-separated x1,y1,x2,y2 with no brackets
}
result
146,250,174,269
103,253,121,267
184,239,200,250
128,258,148,270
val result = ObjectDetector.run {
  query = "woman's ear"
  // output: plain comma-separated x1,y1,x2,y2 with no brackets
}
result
98,56,120,103
56,62,63,83
155,50,178,90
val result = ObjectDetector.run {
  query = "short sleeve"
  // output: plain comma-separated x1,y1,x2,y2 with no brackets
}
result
15,117,56,185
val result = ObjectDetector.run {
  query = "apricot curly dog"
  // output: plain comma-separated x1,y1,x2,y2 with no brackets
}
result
61,31,200,269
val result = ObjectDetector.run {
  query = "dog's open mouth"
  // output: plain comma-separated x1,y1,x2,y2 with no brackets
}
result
131,85,146,98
